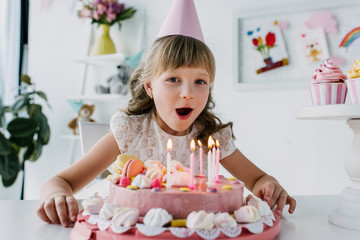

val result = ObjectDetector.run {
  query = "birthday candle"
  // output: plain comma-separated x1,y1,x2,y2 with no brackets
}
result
166,139,172,189
212,141,216,185
215,140,220,183
208,136,215,186
190,140,195,189
197,140,203,178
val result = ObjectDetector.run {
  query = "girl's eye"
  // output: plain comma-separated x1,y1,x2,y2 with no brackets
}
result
168,77,179,82
195,79,206,85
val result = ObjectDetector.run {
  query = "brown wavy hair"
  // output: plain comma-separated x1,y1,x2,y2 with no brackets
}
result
124,35,233,143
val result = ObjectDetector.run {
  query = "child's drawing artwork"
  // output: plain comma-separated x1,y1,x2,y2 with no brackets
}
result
247,21,289,74
304,11,338,34
338,16,360,53
301,28,329,63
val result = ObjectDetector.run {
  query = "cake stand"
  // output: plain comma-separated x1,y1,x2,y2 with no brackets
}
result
296,104,360,230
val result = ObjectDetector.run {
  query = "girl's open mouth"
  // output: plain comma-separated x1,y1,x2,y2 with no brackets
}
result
176,108,193,120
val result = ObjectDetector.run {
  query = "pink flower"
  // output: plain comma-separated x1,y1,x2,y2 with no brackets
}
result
79,7,92,18
96,3,107,15
106,11,117,22
92,11,100,21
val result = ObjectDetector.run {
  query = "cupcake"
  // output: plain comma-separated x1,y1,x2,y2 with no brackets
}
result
309,58,347,105
346,60,360,103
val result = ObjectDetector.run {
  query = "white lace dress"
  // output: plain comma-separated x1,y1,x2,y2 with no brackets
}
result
110,111,237,175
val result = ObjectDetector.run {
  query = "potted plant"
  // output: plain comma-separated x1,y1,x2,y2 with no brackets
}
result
0,75,50,190
78,0,137,55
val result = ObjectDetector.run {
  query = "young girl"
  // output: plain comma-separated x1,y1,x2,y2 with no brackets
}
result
37,35,296,227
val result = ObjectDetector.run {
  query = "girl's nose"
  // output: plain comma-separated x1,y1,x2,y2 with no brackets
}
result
180,84,194,100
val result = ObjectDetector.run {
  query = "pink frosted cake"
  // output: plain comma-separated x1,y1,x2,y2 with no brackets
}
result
309,58,347,105
346,59,360,103
71,156,279,240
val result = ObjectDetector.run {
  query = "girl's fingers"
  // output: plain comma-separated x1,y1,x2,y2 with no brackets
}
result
287,196,297,214
36,202,52,223
54,196,69,227
262,183,275,203
66,196,79,222
275,191,288,215
44,199,60,224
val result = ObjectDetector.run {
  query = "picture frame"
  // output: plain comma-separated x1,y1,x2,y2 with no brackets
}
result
233,0,360,90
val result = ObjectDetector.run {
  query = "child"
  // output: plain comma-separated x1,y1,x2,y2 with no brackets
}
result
37,1,296,228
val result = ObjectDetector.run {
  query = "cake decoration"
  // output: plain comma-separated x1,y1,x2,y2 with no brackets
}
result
131,174,152,188
234,205,261,223
119,176,130,187
126,185,137,190
143,208,173,227
112,154,140,174
81,192,104,215
180,187,190,192
121,158,144,179
99,203,117,220
112,207,139,227
247,194,273,217
214,212,237,228
222,185,233,190
186,211,215,230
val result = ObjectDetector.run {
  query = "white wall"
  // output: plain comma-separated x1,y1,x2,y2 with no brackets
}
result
23,0,353,199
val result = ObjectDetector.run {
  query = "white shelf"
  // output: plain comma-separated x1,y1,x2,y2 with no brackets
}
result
67,94,130,102
296,104,360,120
75,53,126,65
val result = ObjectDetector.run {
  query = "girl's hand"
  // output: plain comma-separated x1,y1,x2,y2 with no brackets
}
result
36,193,79,227
252,175,296,215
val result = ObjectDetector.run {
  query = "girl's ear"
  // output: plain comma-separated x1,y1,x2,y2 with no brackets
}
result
144,80,153,99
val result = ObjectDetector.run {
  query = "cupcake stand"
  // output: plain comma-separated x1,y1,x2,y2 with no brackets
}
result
296,104,360,230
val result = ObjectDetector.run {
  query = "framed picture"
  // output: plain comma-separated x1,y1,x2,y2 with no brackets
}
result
233,0,360,90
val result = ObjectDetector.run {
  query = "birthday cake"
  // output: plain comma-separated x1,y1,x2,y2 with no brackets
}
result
70,155,280,240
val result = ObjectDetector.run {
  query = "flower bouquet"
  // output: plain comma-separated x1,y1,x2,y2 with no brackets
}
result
78,0,137,55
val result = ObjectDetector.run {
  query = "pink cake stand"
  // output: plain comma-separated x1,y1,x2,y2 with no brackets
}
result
296,104,360,230
70,213,281,240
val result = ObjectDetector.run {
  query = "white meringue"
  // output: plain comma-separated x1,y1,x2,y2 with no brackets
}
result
169,171,193,186
143,208,173,227
246,194,272,216
81,192,104,215
186,211,214,229
145,166,164,181
214,212,237,228
144,160,163,169
112,207,139,227
99,203,118,220
131,174,152,188
234,205,260,223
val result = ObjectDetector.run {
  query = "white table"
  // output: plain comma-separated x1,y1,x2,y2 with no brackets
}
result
296,104,360,231
1,196,360,240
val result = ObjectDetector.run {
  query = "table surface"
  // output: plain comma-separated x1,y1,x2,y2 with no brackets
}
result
1,195,359,240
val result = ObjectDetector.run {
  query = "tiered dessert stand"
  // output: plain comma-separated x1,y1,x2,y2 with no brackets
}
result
296,104,360,230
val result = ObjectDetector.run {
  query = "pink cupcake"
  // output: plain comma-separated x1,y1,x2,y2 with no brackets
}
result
309,58,347,106
346,60,360,103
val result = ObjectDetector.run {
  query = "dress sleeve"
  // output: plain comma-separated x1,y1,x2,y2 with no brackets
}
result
212,126,237,160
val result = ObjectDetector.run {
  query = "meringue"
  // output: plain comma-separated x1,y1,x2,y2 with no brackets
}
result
143,208,173,227
131,174,152,189
186,211,214,229
169,171,193,186
99,203,117,220
145,166,164,181
81,192,104,215
246,194,272,217
234,205,260,223
144,160,163,169
112,207,139,227
214,212,237,228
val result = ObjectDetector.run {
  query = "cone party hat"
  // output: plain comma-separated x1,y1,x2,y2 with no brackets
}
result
157,0,204,42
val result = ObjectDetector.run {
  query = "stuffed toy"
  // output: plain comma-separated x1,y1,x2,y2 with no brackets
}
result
95,64,131,95
68,104,95,135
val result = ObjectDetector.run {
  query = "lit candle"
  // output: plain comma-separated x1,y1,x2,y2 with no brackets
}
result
197,140,203,178
189,139,195,189
207,136,215,186
166,138,172,189
212,140,216,185
215,140,220,183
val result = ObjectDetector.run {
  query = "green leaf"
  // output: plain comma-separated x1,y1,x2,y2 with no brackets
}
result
27,104,42,117
30,139,43,161
9,135,34,147
0,147,19,187
32,111,51,145
35,91,48,102
11,96,31,112
0,132,11,156
7,118,38,138
23,140,35,161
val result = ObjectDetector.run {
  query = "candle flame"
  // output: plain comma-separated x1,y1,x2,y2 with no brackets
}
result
167,139,172,151
190,139,195,151
197,140,202,147
208,136,215,148
216,140,220,148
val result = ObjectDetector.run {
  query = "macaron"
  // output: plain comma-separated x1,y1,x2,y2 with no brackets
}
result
113,154,141,174
122,159,144,179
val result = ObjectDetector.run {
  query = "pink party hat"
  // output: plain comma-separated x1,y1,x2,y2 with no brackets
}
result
157,0,205,42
